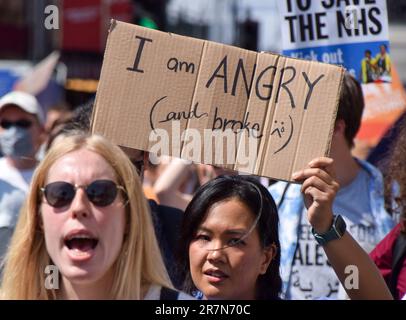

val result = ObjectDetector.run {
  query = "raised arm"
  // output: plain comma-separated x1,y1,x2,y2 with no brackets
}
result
292,157,393,300
153,157,194,211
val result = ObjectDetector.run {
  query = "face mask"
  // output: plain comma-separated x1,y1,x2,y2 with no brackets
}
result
35,142,47,162
0,126,34,158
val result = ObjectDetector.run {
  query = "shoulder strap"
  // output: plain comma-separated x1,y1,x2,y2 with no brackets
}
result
160,287,180,300
390,233,406,298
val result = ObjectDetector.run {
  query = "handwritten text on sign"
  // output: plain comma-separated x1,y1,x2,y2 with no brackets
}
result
91,21,343,181
128,35,325,150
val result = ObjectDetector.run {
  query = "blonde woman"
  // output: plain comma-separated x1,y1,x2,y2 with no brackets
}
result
1,134,189,299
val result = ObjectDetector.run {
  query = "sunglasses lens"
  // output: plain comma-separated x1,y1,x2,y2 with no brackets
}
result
86,180,118,207
0,120,11,129
0,119,32,129
16,120,32,128
44,182,75,208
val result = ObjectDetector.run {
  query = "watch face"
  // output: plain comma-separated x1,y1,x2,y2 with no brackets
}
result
335,215,347,236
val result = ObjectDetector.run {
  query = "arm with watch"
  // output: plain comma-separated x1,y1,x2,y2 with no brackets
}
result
292,157,393,300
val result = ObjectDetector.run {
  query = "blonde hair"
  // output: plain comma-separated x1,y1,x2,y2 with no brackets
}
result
1,134,172,299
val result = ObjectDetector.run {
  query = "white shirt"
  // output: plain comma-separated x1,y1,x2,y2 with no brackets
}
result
288,168,379,300
0,157,34,228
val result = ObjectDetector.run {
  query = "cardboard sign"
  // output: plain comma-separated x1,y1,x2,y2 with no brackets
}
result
91,20,344,182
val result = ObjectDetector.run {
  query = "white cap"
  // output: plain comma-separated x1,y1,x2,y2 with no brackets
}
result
0,91,45,125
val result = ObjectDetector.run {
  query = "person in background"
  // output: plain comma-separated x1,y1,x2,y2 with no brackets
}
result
152,158,198,211
0,91,46,267
370,115,406,300
153,160,235,212
361,49,375,84
142,154,163,203
43,102,73,151
44,102,73,136
268,72,394,299
373,44,391,79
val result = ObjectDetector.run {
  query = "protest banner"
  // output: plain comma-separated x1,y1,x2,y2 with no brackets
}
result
279,0,390,83
91,20,344,182
357,65,406,146
278,0,406,148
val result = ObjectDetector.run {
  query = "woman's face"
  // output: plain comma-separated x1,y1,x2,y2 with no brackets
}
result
188,198,274,300
40,148,127,288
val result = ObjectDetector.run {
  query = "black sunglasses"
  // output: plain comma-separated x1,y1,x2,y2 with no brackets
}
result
41,180,126,208
0,119,32,129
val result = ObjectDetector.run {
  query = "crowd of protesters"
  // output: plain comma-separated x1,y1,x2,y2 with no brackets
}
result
0,71,405,300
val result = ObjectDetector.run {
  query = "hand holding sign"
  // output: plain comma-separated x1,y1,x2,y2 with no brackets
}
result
292,156,339,233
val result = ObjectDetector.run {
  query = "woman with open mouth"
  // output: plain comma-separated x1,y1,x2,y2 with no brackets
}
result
0,133,188,299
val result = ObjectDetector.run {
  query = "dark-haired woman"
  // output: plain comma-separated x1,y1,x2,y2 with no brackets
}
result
177,157,392,300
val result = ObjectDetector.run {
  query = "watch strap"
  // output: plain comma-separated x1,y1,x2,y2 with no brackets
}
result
312,215,346,246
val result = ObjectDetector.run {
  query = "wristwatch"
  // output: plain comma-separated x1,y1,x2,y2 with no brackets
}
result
312,214,346,246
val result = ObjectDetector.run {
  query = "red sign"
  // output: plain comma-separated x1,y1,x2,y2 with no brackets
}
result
62,0,133,53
